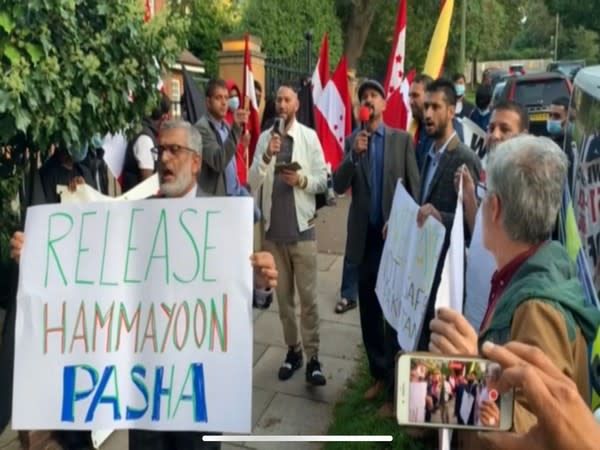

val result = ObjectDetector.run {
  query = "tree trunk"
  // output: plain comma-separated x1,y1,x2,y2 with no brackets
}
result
344,0,380,72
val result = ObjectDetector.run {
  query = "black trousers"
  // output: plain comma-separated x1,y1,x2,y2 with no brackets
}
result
129,430,221,450
357,226,399,400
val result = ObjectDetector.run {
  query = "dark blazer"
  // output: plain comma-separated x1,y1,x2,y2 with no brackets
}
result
419,134,481,233
333,126,421,265
194,115,241,196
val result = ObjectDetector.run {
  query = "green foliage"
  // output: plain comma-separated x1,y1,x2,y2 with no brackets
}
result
186,0,241,78
241,0,343,67
0,0,188,153
546,0,600,35
558,26,600,63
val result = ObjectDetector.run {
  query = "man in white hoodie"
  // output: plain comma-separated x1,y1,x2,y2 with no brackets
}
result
249,82,328,386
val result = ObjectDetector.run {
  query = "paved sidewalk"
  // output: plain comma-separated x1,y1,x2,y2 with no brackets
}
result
1,197,360,450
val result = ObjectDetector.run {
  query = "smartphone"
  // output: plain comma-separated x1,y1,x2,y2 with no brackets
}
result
396,353,514,431
274,161,302,174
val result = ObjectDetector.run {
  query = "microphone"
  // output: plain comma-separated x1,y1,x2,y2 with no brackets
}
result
272,117,283,136
359,106,371,131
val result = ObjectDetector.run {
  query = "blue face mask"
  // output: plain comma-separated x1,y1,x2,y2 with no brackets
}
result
228,96,240,111
455,84,465,97
547,119,563,136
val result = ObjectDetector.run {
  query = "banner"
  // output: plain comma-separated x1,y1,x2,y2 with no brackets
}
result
376,182,446,351
459,117,487,162
13,198,254,432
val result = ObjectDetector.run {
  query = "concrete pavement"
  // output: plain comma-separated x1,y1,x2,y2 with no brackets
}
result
1,197,361,450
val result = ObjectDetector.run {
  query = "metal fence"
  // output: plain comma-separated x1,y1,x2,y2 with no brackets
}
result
264,32,314,98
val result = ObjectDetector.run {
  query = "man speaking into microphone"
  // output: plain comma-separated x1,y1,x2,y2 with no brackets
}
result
333,79,420,416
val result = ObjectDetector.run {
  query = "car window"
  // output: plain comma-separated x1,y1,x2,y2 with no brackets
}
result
513,79,569,106
492,82,506,104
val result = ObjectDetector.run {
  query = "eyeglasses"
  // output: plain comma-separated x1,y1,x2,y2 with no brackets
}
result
152,144,197,158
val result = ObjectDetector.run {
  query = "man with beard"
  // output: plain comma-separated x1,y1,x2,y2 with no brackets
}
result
9,120,278,450
415,78,481,351
333,79,420,416
249,82,328,386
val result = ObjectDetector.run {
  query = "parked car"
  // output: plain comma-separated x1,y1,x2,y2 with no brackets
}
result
509,64,526,76
492,81,507,106
482,67,509,86
547,60,586,81
496,72,572,136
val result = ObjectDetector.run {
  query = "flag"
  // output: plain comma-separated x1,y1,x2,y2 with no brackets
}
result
315,56,352,171
144,0,152,23
423,0,455,78
382,0,413,130
558,184,600,309
311,34,330,104
241,33,261,184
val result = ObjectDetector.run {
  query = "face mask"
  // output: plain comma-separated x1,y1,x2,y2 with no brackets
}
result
228,96,240,111
455,84,465,97
547,119,563,136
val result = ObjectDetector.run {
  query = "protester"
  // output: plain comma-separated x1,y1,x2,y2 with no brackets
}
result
479,341,600,450
249,82,328,386
429,135,600,447
195,79,248,196
9,119,278,450
254,80,263,109
454,370,478,425
333,79,420,416
453,73,474,119
224,79,252,186
469,84,493,131
121,92,171,192
415,78,480,351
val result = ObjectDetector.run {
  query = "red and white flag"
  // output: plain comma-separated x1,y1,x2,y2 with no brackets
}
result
240,33,261,183
315,56,352,171
382,0,413,130
311,34,330,105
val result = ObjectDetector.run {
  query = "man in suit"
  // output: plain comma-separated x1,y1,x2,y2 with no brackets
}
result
195,79,248,196
9,120,277,450
416,78,481,351
333,79,420,416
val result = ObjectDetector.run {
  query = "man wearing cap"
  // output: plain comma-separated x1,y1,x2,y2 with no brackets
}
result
333,79,420,416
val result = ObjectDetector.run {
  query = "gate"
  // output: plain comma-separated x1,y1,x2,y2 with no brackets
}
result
264,32,314,98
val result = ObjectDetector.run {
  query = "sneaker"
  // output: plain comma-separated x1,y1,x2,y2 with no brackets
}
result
278,348,303,380
306,356,327,386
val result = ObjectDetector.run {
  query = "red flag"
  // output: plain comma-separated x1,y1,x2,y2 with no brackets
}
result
311,34,330,105
240,33,261,185
382,0,412,130
315,56,352,171
144,0,152,23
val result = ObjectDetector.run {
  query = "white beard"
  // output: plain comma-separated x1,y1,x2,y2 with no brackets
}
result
159,166,193,198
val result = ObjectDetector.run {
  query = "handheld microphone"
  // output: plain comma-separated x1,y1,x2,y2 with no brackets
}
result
272,117,283,136
359,106,371,131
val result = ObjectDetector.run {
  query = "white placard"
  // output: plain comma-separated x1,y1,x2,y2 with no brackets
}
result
13,198,254,432
460,117,487,161
376,182,446,351
101,133,128,181
57,174,160,204
459,392,475,425
409,382,427,423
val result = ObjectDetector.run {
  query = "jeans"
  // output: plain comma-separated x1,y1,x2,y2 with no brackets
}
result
340,255,358,302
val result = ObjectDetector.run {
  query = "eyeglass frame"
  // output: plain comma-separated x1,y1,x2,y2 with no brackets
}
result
151,144,198,158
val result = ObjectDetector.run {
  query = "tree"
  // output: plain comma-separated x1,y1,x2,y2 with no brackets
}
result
184,0,242,78
241,0,343,68
0,0,188,296
545,0,600,35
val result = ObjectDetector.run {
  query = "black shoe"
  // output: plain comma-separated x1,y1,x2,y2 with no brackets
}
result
306,356,327,386
278,348,303,380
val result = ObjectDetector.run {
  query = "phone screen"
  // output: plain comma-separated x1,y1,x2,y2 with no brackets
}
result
399,355,512,430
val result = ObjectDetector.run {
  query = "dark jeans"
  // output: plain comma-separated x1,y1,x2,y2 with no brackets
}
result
340,255,358,302
357,226,399,400
129,430,221,450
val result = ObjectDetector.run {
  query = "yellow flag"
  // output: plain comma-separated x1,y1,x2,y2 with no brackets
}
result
423,0,455,78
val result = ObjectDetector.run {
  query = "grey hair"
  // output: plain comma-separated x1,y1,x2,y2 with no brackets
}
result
487,135,567,245
160,119,203,156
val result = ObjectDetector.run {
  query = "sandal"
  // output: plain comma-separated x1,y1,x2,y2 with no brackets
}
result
334,298,357,314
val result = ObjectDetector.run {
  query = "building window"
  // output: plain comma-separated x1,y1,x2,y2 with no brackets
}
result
171,79,182,118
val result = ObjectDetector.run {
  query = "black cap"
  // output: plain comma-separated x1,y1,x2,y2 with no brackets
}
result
358,79,385,100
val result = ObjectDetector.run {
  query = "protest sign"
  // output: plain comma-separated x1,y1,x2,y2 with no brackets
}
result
409,382,427,423
460,117,487,162
13,197,254,433
375,182,445,351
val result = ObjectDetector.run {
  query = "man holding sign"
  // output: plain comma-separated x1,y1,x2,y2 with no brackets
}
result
10,120,277,450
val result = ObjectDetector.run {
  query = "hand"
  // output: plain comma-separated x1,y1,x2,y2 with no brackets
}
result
67,176,86,192
251,252,278,290
478,341,600,450
267,133,281,157
429,308,478,356
353,130,369,156
416,203,442,228
10,231,24,263
454,164,475,195
382,221,389,240
241,129,251,148
281,169,301,187
233,108,249,127
479,399,500,428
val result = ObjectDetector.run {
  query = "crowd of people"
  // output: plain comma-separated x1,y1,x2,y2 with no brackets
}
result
2,65,600,450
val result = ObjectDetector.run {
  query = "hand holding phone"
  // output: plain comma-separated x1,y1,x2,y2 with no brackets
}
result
396,353,514,431
274,161,302,174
